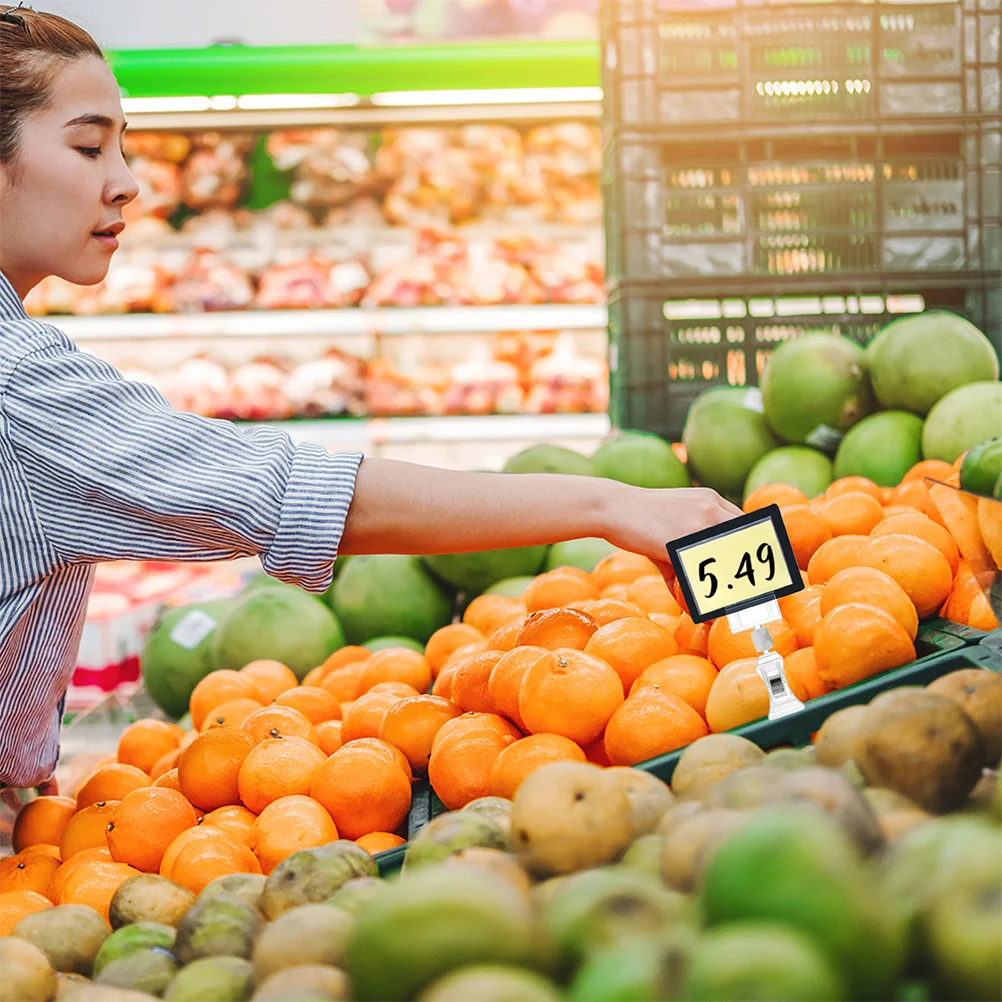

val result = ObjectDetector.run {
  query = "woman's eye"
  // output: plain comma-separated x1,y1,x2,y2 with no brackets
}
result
76,146,101,158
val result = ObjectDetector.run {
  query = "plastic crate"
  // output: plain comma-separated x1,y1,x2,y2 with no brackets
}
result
607,278,1000,440
603,126,1002,284
402,621,996,841
601,0,1000,129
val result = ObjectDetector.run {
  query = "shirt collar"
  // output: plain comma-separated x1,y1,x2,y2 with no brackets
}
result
0,271,29,320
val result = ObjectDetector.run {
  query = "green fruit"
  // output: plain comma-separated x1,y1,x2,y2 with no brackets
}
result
172,897,262,965
761,334,874,446
833,411,925,486
484,576,535,597
109,874,195,929
685,924,847,1002
12,904,111,976
163,956,254,1001
331,554,452,645
93,922,175,977
544,538,617,573
0,937,58,1002
197,873,266,911
592,433,690,489
253,963,349,1000
211,585,344,681
503,444,594,476
259,841,378,921
404,812,509,872
700,807,906,999
420,965,561,1002
683,387,778,497
995,469,1002,500
363,636,425,653
618,834,665,879
922,381,1002,463
95,948,178,996
960,438,1002,497
250,902,354,984
141,598,236,718
346,868,543,1001
326,877,388,917
865,311,999,415
568,929,695,1002
423,546,548,596
743,446,833,501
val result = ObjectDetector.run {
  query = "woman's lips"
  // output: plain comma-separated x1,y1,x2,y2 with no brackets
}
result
92,232,120,251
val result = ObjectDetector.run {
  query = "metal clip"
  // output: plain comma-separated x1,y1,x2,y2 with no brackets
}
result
0,2,29,27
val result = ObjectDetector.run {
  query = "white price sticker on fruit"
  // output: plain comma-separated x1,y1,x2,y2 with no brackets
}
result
169,610,218,650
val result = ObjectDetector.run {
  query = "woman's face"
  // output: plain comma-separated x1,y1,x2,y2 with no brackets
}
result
0,55,139,298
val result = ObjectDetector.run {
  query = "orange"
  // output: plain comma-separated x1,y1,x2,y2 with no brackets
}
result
743,482,810,513
368,682,423,699
343,737,414,783
426,624,485,676
59,802,119,859
592,552,660,591
150,749,181,780
601,584,631,602
238,659,299,702
487,734,586,799
705,657,772,732
106,787,199,873
153,769,182,792
583,738,611,767
47,848,112,903
604,690,709,766
0,889,51,935
319,661,368,703
164,832,261,894
821,566,919,640
871,511,960,576
356,832,406,855
671,578,690,616
158,825,232,879
968,591,1000,632
178,727,255,813
190,671,262,731
316,719,344,756
463,595,527,637
378,695,463,773
523,569,599,611
855,533,953,618
519,649,624,745
341,690,407,743
20,845,60,860
901,459,955,484
237,736,327,815
514,608,599,651
826,476,882,502
202,698,266,731
806,534,869,584
316,645,371,676
782,647,830,701
427,714,521,811
274,686,342,724
59,860,140,919
117,719,181,776
583,617,679,690
487,646,550,731
581,599,646,626
928,482,992,568
675,613,710,656
311,742,412,840
817,491,885,538
814,603,916,688
249,795,338,874
780,505,833,568
629,654,717,717
0,852,60,899
649,612,682,635
485,617,526,652
626,575,681,616
706,617,797,670
358,648,432,696
241,705,319,746
889,479,933,514
942,560,996,629
431,662,458,700
76,763,151,809
178,730,199,751
778,585,825,647
12,796,76,853
200,805,257,846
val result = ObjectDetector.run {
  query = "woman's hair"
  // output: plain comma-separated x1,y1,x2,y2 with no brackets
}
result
0,5,104,165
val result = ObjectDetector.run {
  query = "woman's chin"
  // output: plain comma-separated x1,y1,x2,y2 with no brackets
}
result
58,259,112,287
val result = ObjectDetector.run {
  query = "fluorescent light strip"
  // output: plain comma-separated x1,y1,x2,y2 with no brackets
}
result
121,96,214,113
370,86,603,107
237,93,362,109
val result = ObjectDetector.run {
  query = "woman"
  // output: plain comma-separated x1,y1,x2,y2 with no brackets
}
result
0,6,740,791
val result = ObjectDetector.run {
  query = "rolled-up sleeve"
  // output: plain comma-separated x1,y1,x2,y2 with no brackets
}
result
3,340,361,592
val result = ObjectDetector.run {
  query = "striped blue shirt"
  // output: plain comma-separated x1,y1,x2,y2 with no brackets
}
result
0,270,361,788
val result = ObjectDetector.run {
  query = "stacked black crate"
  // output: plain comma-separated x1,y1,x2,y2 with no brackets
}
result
602,0,1001,440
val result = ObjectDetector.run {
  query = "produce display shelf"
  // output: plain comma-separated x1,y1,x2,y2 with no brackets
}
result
56,304,609,342
403,621,997,841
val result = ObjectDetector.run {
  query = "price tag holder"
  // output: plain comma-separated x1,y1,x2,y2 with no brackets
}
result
666,504,806,720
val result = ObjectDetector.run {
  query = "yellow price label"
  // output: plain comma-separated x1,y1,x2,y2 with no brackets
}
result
666,505,802,623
